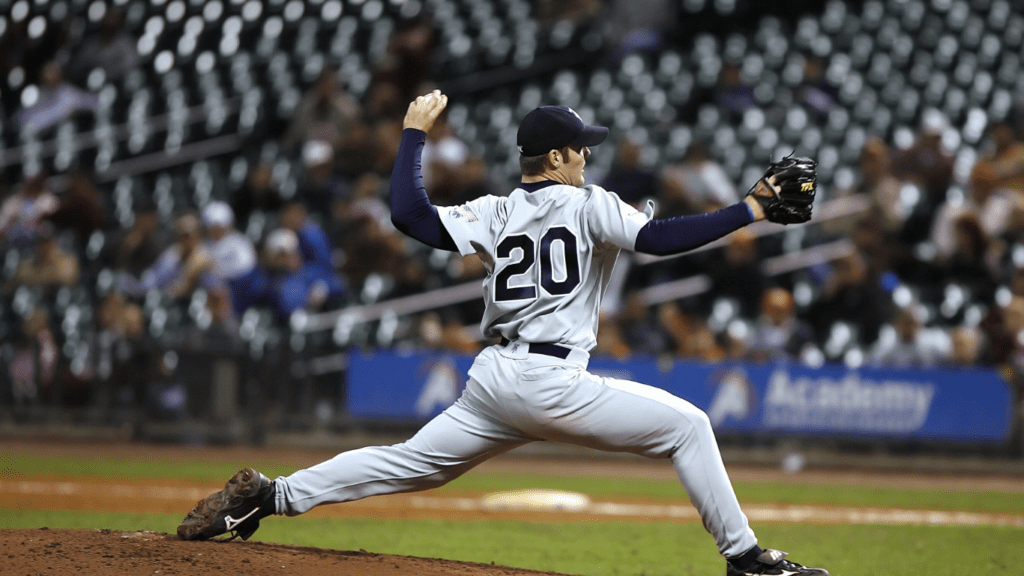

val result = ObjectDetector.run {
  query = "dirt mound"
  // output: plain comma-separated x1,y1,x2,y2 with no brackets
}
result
2,528,576,576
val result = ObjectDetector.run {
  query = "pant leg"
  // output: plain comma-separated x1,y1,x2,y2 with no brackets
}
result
275,389,532,516
494,354,757,558
599,378,757,558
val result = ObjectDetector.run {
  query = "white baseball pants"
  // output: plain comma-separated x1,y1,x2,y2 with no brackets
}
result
274,341,758,557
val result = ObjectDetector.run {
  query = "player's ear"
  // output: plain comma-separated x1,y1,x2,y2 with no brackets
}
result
546,148,561,168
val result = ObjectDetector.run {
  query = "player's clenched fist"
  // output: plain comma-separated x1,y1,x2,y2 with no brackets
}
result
403,89,449,133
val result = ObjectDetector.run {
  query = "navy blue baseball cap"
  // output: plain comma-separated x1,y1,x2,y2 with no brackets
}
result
517,106,609,156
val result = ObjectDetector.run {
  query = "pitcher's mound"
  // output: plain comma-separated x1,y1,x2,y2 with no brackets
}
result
2,528,577,576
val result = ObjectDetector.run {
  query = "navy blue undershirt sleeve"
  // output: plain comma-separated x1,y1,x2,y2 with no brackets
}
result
633,203,754,256
389,128,457,251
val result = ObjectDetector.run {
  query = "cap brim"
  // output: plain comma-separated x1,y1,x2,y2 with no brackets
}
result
572,125,609,148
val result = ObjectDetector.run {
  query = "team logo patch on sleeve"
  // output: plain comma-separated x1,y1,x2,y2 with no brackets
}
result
451,205,479,222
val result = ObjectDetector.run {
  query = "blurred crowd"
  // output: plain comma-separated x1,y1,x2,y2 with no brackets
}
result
593,110,1024,376
3,1,1024,412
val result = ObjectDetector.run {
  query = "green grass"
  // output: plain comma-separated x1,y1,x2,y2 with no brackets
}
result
0,509,174,534
1,509,1021,576
0,452,301,482
444,471,1024,513
4,452,1023,513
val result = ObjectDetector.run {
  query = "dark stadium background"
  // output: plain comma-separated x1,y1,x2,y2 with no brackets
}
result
1,0,1021,459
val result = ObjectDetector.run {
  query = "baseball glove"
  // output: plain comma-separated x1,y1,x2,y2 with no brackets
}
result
746,156,817,224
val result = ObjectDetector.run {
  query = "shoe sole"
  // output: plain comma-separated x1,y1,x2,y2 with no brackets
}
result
177,467,268,541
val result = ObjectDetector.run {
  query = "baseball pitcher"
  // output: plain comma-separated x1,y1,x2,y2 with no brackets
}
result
179,90,825,576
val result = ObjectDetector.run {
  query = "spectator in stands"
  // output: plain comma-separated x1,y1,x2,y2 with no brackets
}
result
372,119,406,176
601,0,677,64
0,16,70,113
660,141,738,216
74,292,153,408
297,140,349,218
8,308,58,405
978,303,1016,366
127,213,220,300
593,313,632,359
707,228,766,318
45,169,107,243
333,117,382,178
335,119,379,179
279,202,344,305
413,311,480,354
371,14,435,103
232,161,285,233
618,291,670,356
67,8,140,84
0,170,60,247
722,320,752,361
893,109,955,197
931,162,1024,261
106,202,168,277
332,172,391,245
970,161,1024,240
948,325,983,366
796,56,838,116
600,136,658,207
451,155,500,205
364,81,405,123
341,214,406,294
749,287,817,363
283,66,361,152
937,214,998,304
827,138,903,237
263,228,333,322
413,311,444,350
714,64,757,119
15,61,99,133
868,303,950,368
392,256,432,302
850,214,901,279
982,121,1024,194
203,284,240,341
420,112,471,204
202,202,270,317
807,250,893,345
657,302,726,361
3,224,80,294
891,108,955,242
441,315,481,354
688,321,727,362
657,302,693,357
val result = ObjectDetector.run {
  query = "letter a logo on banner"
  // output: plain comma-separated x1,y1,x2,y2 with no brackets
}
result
416,360,462,417
708,370,754,427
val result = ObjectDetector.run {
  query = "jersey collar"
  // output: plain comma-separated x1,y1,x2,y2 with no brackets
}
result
518,180,563,193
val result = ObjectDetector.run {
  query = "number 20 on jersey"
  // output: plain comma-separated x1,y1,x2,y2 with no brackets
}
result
494,226,581,301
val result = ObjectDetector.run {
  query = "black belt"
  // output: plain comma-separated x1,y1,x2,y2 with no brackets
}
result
499,338,571,359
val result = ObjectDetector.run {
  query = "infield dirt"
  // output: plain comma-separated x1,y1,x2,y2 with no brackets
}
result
1,527,576,576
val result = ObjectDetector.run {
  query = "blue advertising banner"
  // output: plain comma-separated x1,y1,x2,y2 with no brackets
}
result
347,350,473,420
347,351,1014,442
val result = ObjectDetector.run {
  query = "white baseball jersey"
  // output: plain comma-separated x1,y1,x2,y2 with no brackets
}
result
437,184,654,350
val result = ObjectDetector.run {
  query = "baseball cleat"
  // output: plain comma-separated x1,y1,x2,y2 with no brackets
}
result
177,467,274,541
726,549,829,576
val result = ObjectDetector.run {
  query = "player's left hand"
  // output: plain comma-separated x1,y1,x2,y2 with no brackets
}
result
745,155,817,224
403,89,449,133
